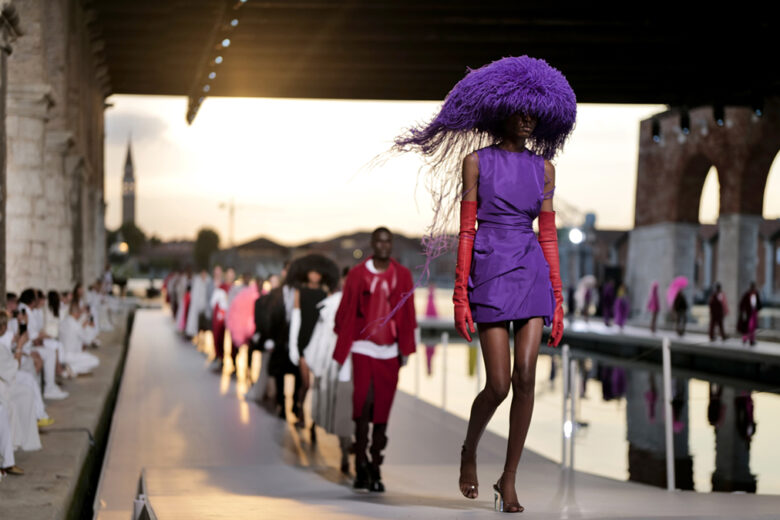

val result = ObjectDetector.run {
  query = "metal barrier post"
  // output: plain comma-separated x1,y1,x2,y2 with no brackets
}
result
441,332,449,410
662,337,675,491
569,357,578,470
414,341,420,398
561,344,570,468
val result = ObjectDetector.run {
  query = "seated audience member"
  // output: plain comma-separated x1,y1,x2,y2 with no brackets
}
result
1,402,22,476
58,301,100,376
17,290,68,399
0,311,42,453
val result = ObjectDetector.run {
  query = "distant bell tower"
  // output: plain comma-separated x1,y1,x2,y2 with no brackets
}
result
122,139,136,225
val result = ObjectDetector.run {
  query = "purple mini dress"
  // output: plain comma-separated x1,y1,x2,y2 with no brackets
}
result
467,145,556,326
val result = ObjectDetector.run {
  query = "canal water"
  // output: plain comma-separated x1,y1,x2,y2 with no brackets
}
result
398,340,780,495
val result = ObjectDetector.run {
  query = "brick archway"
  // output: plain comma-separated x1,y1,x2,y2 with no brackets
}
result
627,98,780,331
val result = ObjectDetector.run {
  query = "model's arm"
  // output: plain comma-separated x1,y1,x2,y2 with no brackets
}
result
453,153,479,342
333,270,359,364
462,153,479,202
538,160,563,347
541,160,556,211
288,289,301,365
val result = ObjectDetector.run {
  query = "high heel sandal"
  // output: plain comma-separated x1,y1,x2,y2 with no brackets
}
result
493,471,524,513
459,444,478,499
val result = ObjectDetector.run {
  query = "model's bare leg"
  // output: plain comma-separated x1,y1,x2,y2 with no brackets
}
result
296,359,312,428
496,317,543,512
460,322,511,499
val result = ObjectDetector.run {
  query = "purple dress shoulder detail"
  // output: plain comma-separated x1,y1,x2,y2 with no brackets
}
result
467,145,555,325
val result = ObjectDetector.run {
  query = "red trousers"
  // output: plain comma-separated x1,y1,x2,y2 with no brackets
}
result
352,353,399,424
212,315,226,360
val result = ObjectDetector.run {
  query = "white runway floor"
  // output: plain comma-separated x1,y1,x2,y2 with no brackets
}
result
93,309,780,519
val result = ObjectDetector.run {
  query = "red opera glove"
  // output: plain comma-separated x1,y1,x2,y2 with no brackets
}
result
538,211,564,347
453,200,477,342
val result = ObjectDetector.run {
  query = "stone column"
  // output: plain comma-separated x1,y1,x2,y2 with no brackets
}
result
763,237,773,301
66,152,84,284
626,222,698,321
711,386,756,492
43,129,73,289
703,240,713,290
5,83,52,291
626,369,693,490
1,3,22,302
716,213,761,333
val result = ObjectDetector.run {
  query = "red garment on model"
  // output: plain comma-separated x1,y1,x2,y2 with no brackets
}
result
453,200,477,342
211,283,231,360
332,257,417,365
178,291,191,332
352,353,400,423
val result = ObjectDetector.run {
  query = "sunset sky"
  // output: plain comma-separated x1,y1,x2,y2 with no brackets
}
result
103,96,780,246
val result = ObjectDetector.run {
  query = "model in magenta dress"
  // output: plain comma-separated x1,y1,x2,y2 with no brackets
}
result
468,145,555,326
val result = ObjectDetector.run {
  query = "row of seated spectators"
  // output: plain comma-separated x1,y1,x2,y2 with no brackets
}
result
0,281,111,480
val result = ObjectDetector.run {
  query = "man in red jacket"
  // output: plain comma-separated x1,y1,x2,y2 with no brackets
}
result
333,227,417,492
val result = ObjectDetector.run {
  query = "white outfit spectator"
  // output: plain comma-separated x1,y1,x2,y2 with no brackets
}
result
59,305,100,376
0,403,16,471
18,302,68,400
0,323,42,452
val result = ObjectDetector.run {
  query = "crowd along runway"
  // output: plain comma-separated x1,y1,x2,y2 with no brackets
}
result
93,309,780,519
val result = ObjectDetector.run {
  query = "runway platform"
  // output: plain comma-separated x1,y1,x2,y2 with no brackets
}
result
93,309,780,519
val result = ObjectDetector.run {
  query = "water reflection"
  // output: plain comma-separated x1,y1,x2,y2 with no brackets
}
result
399,340,779,495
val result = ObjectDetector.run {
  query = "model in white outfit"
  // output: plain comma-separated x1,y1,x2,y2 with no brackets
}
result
186,271,210,338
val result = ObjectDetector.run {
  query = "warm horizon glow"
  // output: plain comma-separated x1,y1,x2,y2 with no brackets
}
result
104,95,780,246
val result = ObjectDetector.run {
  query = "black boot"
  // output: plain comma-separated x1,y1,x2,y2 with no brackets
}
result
368,463,385,493
354,460,371,491
339,436,351,475
369,423,387,492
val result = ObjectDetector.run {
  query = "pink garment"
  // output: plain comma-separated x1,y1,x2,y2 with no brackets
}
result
666,276,688,309
225,283,259,348
425,284,438,318
646,282,659,313
742,310,758,343
425,344,435,375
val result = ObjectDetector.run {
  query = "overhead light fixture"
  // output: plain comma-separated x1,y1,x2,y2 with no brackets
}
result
713,105,724,127
651,117,661,143
203,85,210,92
221,38,231,48
208,71,216,79
215,56,223,64
752,98,764,117
231,19,239,27
680,109,690,135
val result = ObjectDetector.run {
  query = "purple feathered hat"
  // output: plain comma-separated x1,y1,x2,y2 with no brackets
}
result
395,55,577,160
375,57,576,326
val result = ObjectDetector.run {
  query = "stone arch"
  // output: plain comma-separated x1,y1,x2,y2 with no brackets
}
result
698,166,720,224
676,152,715,224
761,150,780,219
627,97,780,330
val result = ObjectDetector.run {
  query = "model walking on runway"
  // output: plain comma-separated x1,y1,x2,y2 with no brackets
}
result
394,56,575,512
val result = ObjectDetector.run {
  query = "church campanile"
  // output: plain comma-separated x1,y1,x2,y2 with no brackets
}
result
122,140,135,225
